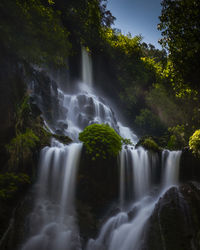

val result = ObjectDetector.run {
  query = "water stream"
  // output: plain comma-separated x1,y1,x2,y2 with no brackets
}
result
22,48,182,250
86,148,181,250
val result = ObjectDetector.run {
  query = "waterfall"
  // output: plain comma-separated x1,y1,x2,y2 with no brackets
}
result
162,150,182,188
87,149,182,250
24,55,139,250
25,51,183,250
22,142,82,250
82,47,93,87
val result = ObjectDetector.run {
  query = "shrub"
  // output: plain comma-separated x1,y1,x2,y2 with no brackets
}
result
189,130,200,156
79,124,122,160
136,137,160,152
167,125,187,150
6,128,39,167
0,173,30,200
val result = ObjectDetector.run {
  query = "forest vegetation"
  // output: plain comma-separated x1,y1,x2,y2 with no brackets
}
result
0,0,200,248
1,0,199,151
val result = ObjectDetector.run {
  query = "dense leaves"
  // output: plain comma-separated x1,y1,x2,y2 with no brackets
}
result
79,124,122,160
158,0,200,88
0,0,71,66
0,173,30,200
189,130,200,156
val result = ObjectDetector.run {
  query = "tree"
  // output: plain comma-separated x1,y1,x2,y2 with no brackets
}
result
0,0,71,66
158,0,200,88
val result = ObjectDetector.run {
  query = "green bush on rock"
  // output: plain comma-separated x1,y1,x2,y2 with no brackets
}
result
189,130,200,156
79,124,122,160
136,137,160,152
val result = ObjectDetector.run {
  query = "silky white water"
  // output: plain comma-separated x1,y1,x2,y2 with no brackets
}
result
24,48,182,250
87,149,182,250
82,47,93,87
22,141,82,250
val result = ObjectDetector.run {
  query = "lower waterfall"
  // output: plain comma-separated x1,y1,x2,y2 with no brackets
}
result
22,142,82,250
86,149,182,250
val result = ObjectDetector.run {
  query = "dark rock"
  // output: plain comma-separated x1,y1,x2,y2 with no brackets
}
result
83,104,95,116
52,134,72,144
76,147,119,242
180,148,200,182
56,121,68,130
77,94,87,107
143,182,200,250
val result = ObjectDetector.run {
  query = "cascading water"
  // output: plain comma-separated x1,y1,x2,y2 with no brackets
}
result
24,47,182,250
23,47,137,250
87,149,182,250
22,141,82,250
82,47,93,87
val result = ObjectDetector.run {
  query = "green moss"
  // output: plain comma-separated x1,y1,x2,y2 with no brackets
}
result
136,137,161,152
79,124,122,160
52,134,72,145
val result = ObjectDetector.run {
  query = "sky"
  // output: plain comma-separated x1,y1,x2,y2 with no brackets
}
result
107,0,163,49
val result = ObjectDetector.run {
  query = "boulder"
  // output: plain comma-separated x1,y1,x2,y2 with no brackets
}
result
143,182,200,250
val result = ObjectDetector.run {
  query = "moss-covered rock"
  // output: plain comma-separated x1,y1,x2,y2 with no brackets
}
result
79,124,122,160
136,136,161,152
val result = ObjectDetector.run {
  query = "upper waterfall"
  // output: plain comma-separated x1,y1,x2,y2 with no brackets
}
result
82,47,93,87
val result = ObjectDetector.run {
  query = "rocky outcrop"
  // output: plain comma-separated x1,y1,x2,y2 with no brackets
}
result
76,147,119,241
143,182,200,250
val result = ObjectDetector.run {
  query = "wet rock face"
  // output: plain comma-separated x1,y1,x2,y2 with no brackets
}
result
76,148,119,241
143,182,200,250
28,69,60,125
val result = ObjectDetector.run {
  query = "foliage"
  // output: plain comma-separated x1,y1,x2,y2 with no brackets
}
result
189,130,200,156
79,124,122,160
0,0,71,66
15,95,31,133
134,109,166,136
6,129,39,168
158,0,200,88
52,0,115,50
0,173,30,200
137,137,160,152
146,83,185,127
167,125,187,150
121,138,134,146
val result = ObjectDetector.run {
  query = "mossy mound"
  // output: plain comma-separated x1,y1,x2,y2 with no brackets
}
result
79,124,122,160
136,136,161,152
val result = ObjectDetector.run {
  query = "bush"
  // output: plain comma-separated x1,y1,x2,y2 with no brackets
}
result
136,137,160,152
6,128,39,167
79,124,122,160
167,125,187,150
0,173,30,200
189,130,200,156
